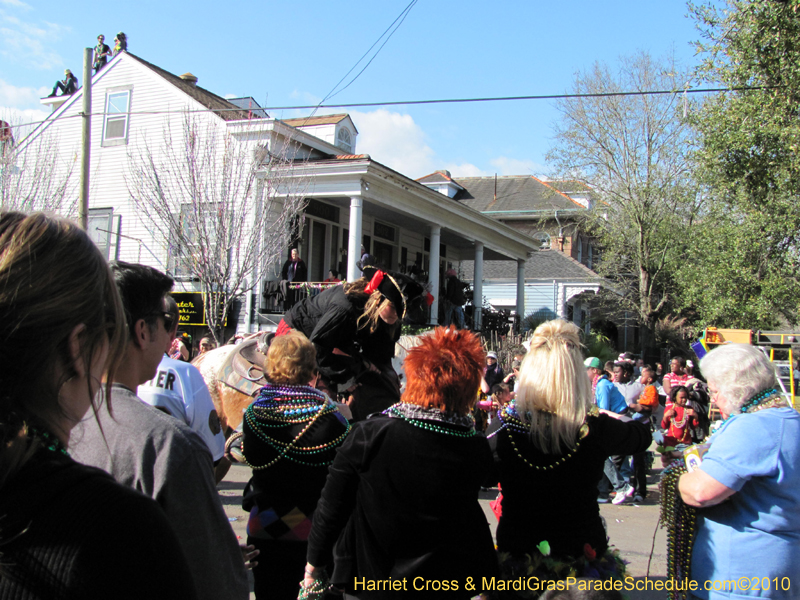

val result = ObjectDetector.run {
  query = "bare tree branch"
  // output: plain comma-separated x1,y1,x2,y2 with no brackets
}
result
0,115,77,215
126,113,309,344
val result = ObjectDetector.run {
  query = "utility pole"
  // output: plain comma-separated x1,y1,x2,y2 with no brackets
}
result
79,47,92,229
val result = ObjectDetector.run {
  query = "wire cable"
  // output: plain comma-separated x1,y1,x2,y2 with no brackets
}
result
4,84,780,133
303,0,418,124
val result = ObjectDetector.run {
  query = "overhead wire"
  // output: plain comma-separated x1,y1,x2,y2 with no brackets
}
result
3,84,780,133
302,0,418,124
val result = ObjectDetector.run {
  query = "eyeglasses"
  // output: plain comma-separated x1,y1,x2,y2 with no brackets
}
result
150,311,176,331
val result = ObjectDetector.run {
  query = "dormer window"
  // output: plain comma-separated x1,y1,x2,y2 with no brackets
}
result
336,128,352,153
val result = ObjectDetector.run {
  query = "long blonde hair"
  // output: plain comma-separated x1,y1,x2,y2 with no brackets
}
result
514,319,592,454
344,276,395,335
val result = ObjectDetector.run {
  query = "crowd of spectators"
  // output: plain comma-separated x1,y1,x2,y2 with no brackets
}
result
2,213,795,600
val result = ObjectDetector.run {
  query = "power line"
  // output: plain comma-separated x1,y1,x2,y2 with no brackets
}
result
323,0,418,103
305,0,418,124
4,85,779,132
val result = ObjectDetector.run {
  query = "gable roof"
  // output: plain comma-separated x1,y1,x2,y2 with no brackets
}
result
126,53,255,121
460,249,600,281
452,175,585,213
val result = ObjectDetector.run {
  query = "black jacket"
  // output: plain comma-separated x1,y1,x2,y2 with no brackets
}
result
281,258,307,282
307,414,498,597
284,285,398,385
490,412,651,558
445,275,466,305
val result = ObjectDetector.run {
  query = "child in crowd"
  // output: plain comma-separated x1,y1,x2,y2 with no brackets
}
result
627,367,660,502
661,385,698,447
629,367,659,421
477,382,512,435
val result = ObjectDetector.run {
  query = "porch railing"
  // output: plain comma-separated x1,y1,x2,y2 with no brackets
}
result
261,281,341,314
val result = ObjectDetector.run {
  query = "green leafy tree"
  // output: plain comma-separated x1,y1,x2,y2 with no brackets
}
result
683,0,800,328
547,51,699,356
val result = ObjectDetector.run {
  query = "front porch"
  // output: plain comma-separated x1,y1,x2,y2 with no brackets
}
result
247,155,537,334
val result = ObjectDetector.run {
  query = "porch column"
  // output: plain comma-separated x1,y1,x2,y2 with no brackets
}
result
516,258,526,330
473,242,484,332
428,225,441,326
347,196,363,282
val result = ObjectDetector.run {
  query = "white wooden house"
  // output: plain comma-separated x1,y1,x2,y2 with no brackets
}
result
19,52,536,336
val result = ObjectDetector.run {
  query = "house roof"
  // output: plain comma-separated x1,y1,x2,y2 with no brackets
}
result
417,170,465,189
280,114,350,128
461,249,600,281
126,53,255,121
451,175,585,212
226,97,270,118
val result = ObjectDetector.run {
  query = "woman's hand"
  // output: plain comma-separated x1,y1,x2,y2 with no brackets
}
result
300,563,332,599
241,544,259,570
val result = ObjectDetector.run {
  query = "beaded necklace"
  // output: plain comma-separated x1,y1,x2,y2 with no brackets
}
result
385,403,478,437
238,384,350,470
659,460,696,600
672,405,689,428
30,427,69,456
499,404,596,471
739,388,787,414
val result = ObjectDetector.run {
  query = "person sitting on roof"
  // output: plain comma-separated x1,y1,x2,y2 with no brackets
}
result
48,70,78,97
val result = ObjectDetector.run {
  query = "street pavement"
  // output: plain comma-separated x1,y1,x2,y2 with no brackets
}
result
217,463,671,599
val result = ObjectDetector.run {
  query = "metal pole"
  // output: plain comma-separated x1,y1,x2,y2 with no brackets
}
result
79,47,92,229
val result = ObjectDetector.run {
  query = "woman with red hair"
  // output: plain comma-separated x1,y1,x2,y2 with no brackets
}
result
300,327,497,598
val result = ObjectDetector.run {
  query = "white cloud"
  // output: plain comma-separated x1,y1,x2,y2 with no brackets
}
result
0,78,48,108
349,109,438,178
0,79,51,139
0,0,31,8
443,162,491,178
342,109,549,181
489,156,548,177
0,8,69,70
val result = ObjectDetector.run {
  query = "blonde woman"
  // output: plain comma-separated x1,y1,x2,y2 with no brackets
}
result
490,319,651,587
278,268,409,413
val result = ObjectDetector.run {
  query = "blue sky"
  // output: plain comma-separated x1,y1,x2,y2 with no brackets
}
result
1,0,701,178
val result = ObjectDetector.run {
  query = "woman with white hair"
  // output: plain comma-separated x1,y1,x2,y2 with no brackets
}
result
679,344,800,599
491,319,651,586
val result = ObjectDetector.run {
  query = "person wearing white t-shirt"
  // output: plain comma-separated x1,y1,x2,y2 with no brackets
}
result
138,296,227,481
139,354,225,462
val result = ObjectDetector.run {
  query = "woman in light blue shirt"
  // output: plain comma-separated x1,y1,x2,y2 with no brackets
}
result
679,343,800,599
